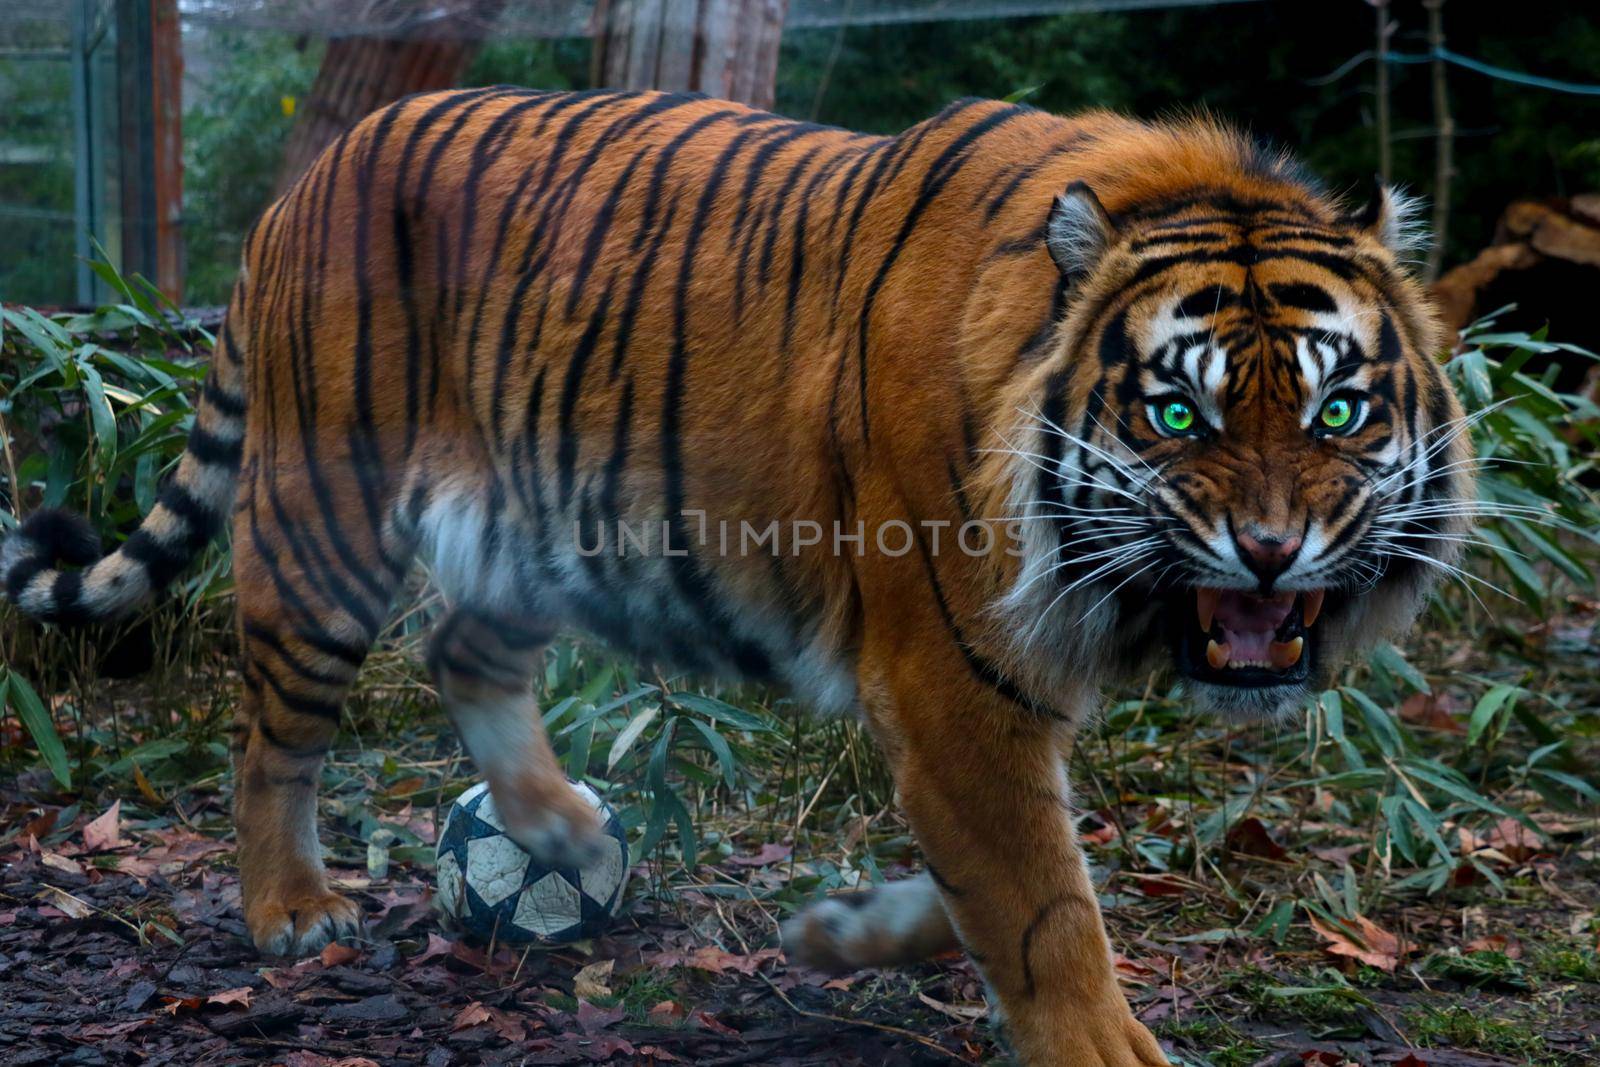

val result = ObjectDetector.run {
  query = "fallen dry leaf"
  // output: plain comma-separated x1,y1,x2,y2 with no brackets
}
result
1226,816,1288,860
320,942,362,967
1464,933,1523,958
1079,817,1119,846
1485,817,1545,863
452,1001,492,1031
646,945,781,976
130,760,164,806
39,884,94,919
409,932,454,966
916,990,988,1021
1130,874,1187,897
206,986,253,1009
574,958,615,1000
647,1000,685,1025
1307,912,1413,972
726,842,792,867
1399,692,1465,733
21,809,59,841
689,1009,740,1037
574,1000,626,1034
160,995,204,1016
82,800,123,853
486,1006,527,1042
40,850,84,877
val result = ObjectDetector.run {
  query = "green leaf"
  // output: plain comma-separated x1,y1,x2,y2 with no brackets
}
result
671,692,775,733
606,703,660,774
1371,643,1430,695
6,671,71,788
1476,526,1543,603
542,695,579,730
100,737,190,779
1466,684,1518,746
1342,686,1406,758
1506,518,1591,586
686,717,737,790
1251,900,1294,945
77,363,119,466
2,307,71,369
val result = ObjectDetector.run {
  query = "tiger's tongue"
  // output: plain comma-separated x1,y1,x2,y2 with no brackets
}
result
1215,590,1295,663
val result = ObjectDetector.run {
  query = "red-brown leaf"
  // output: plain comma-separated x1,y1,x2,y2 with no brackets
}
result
82,800,123,853
1307,912,1413,972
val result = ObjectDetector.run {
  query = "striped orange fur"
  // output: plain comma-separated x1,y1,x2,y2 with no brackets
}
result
2,88,1473,1066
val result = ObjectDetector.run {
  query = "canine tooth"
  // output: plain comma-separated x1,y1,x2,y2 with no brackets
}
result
1269,636,1304,669
1206,639,1230,670
1195,588,1219,632
1302,589,1325,628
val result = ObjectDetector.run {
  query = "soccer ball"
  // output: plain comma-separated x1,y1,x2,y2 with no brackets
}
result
434,781,630,944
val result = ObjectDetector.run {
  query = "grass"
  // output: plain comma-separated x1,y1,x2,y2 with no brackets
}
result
1405,1003,1554,1061
2,263,1599,1062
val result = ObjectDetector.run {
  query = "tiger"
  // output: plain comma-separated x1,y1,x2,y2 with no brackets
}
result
0,87,1473,1066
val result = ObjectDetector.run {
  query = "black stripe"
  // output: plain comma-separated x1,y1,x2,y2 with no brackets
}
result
45,570,90,625
256,663,344,721
255,715,330,759
186,427,243,468
925,862,962,897
1268,282,1337,314
244,620,353,688
201,376,247,419
396,89,513,457
1019,894,1071,1000
557,285,614,509
659,114,780,678
854,105,1028,444
912,525,1066,722
610,199,680,380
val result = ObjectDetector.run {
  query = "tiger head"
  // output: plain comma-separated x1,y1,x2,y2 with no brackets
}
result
999,142,1473,721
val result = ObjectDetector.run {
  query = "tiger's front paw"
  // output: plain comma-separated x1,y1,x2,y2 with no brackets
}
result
1033,1011,1168,1067
246,888,363,958
499,787,609,869
1088,1014,1169,1067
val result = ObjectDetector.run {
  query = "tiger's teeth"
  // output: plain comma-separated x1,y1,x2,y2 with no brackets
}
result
1269,636,1304,669
1302,589,1325,628
1195,588,1219,632
1206,639,1230,670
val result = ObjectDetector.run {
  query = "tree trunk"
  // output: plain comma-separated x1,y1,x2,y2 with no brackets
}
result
590,0,789,110
275,2,506,194
116,0,185,302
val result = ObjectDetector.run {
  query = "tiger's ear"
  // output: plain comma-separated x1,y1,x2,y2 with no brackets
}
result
1046,181,1115,281
1351,177,1428,260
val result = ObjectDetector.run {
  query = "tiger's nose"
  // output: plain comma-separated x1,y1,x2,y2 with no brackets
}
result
1234,527,1303,584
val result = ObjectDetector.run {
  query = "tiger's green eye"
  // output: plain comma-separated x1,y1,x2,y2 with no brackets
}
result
1320,396,1354,430
1160,400,1195,433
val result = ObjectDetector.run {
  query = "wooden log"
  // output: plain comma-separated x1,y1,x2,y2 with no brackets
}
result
275,1,507,194
591,0,788,110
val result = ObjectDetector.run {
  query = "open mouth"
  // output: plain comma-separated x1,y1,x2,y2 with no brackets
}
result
1168,587,1328,688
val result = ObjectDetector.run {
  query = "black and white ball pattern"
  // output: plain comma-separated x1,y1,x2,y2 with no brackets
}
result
434,781,629,944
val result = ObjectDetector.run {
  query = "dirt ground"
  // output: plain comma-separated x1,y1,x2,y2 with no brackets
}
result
2,783,1597,1067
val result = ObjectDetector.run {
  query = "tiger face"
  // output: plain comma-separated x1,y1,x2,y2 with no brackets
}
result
1008,180,1473,720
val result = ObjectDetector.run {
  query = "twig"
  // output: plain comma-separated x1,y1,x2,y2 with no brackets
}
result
756,972,969,1062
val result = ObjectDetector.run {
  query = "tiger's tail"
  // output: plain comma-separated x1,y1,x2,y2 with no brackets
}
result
1,307,248,626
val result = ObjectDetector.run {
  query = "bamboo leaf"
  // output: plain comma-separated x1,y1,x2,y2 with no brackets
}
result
7,671,71,788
